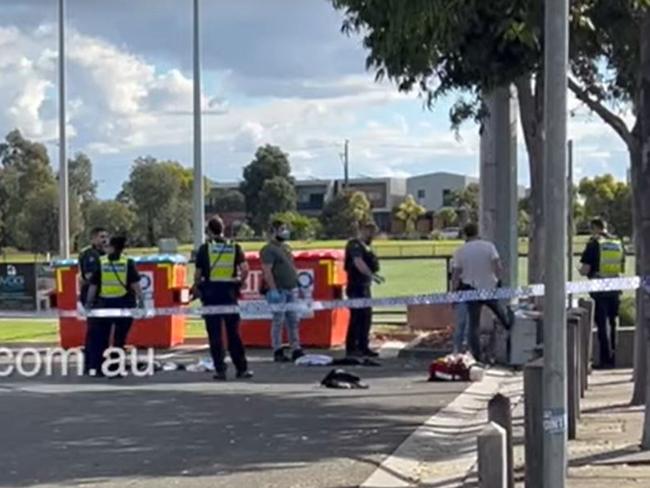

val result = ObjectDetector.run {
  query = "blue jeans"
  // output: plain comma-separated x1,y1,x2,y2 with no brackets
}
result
453,303,469,354
267,289,301,351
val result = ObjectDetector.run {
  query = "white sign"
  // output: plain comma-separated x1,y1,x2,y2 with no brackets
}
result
240,269,315,320
139,271,155,309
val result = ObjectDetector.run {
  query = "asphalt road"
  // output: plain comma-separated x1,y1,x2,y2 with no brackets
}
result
0,351,466,488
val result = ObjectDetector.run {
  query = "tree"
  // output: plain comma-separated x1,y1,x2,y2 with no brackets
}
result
258,177,297,231
0,129,56,249
208,188,246,214
240,145,295,231
332,0,548,283
119,157,193,246
437,207,458,229
83,200,136,241
272,211,322,240
518,209,531,237
578,175,632,237
395,195,426,236
16,183,59,254
320,191,372,239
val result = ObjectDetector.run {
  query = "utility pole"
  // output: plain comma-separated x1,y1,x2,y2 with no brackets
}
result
192,0,205,251
343,139,349,190
568,139,574,298
58,0,70,259
543,0,569,485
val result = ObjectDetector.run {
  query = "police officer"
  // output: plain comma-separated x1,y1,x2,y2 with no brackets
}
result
85,236,143,376
78,227,109,306
580,218,625,368
194,216,253,381
344,222,383,357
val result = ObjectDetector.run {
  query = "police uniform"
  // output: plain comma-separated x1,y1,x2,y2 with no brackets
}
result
195,238,249,375
344,238,379,356
85,254,140,373
78,245,105,306
580,234,625,366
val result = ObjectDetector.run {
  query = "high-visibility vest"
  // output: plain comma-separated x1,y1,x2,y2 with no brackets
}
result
99,256,129,298
208,241,237,282
598,237,624,278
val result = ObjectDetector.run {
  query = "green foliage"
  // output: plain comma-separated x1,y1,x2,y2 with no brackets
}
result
620,295,636,327
320,191,372,239
119,156,194,246
578,174,632,237
16,183,59,254
448,183,479,222
272,211,322,240
518,209,530,237
436,207,458,229
395,194,426,235
258,177,297,230
208,188,246,213
235,222,256,240
240,145,295,231
83,200,137,241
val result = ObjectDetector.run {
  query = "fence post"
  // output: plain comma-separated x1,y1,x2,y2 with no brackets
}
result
567,316,580,439
524,358,544,488
478,422,507,488
488,394,514,488
579,298,595,377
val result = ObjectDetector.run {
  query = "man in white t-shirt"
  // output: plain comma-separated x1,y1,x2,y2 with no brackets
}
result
451,223,512,362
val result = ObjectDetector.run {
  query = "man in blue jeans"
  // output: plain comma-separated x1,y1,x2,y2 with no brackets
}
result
261,220,305,362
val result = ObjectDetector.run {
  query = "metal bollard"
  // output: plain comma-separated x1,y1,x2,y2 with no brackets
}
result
488,394,514,488
478,421,507,488
579,298,595,377
567,316,580,439
524,358,544,488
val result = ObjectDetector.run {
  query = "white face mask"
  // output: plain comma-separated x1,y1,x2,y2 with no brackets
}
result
276,229,291,241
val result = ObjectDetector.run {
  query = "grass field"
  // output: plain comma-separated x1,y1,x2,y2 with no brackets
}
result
1,236,596,262
0,254,636,343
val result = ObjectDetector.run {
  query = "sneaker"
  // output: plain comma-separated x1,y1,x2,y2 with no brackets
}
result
291,349,306,361
273,349,290,363
236,370,254,379
213,372,227,381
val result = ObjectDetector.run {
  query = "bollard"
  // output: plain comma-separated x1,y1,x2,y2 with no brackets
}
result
488,394,514,488
579,298,595,376
524,358,544,488
478,422,507,488
567,316,580,439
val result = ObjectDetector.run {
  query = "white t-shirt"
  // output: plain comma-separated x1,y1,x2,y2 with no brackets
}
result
452,239,500,290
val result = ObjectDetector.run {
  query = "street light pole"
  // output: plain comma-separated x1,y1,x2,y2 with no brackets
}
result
543,0,569,485
192,0,205,250
58,0,70,259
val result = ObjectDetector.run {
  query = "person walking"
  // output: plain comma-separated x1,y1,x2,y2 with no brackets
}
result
580,218,625,368
261,220,305,363
194,216,253,381
85,236,143,376
451,223,512,363
344,222,383,357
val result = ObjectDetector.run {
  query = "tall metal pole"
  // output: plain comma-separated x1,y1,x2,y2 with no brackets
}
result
568,140,574,296
344,139,349,190
543,0,569,484
192,0,205,250
58,0,70,259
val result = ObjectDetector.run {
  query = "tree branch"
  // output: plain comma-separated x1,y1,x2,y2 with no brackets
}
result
568,78,634,148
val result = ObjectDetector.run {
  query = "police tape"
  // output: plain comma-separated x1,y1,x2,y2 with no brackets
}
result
2,275,646,320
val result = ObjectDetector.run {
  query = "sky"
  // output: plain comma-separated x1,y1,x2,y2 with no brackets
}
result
0,0,633,199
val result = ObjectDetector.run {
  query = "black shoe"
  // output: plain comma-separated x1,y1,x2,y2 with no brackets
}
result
361,349,380,358
291,349,305,361
274,349,290,363
346,350,363,358
236,370,254,379
213,372,227,381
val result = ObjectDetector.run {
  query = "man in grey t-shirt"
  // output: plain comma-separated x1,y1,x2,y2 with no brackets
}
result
261,220,304,363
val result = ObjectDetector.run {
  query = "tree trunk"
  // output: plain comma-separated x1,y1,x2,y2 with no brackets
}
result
636,10,650,448
515,75,545,284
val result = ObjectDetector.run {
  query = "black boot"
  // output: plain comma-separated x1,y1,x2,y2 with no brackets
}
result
292,349,305,361
274,349,290,363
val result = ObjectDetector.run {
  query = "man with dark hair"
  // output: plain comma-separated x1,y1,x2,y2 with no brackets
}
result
344,221,383,357
85,235,143,376
261,220,304,362
451,222,512,363
580,218,625,368
78,227,109,306
194,215,253,381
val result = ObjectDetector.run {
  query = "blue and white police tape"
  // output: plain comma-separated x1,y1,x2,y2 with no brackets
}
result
23,274,649,319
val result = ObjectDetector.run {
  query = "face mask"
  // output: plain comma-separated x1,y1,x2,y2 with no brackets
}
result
276,229,290,242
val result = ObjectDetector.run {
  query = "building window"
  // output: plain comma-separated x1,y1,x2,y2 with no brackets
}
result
417,189,426,199
442,188,454,207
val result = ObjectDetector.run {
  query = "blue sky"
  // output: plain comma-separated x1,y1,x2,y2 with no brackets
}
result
0,0,631,198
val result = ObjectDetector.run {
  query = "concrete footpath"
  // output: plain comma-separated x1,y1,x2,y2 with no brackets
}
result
406,368,650,487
